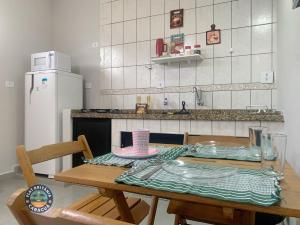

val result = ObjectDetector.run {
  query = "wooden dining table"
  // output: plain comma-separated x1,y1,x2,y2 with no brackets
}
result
54,150,300,225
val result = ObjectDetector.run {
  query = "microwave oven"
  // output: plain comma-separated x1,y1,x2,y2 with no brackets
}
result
31,51,71,72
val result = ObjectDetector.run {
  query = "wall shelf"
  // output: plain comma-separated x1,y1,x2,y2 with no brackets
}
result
151,54,204,64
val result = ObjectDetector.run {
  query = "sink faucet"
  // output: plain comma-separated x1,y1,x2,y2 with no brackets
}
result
192,87,204,106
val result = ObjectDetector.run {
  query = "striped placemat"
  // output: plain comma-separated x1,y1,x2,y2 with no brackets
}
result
182,144,262,162
84,146,188,167
116,161,281,207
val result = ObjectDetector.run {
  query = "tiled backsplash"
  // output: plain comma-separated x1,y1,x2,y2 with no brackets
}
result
99,0,278,111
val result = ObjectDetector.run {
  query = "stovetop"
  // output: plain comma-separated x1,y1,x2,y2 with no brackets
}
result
80,109,121,114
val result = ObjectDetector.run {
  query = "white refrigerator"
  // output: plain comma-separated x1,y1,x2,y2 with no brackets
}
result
25,70,83,177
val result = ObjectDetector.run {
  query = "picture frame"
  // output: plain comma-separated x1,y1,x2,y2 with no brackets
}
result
206,24,221,45
170,9,184,29
136,104,148,114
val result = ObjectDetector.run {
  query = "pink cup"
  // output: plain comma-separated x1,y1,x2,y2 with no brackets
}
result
132,129,150,152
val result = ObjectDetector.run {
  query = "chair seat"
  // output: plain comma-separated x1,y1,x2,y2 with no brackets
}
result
68,193,149,224
168,200,251,225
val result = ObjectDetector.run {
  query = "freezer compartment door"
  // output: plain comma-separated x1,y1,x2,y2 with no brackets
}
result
25,72,60,176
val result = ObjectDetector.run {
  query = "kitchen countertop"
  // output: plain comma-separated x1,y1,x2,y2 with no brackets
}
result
71,109,284,122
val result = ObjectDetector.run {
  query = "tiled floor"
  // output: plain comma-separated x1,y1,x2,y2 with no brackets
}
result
0,173,204,225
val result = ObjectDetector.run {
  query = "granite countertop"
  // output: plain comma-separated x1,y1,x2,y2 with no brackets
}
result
71,109,284,122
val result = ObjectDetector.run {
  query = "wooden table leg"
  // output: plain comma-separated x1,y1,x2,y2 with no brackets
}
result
104,189,135,223
147,196,159,225
237,210,255,225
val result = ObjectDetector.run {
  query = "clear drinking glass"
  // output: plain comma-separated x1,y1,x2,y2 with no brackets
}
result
249,126,267,148
261,133,287,179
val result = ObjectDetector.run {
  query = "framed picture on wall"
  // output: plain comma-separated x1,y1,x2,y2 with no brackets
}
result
170,9,184,29
206,24,221,45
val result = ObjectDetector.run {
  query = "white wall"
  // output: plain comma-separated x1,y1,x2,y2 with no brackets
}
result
52,0,100,108
278,1,300,175
0,0,52,175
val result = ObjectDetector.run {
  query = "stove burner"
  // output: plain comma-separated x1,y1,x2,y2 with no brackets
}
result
80,109,120,114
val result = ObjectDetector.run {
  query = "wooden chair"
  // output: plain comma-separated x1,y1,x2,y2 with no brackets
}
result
7,188,135,225
168,132,252,225
16,135,149,224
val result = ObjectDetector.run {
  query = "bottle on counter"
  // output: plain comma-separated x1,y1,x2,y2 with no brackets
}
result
193,44,201,55
185,46,192,55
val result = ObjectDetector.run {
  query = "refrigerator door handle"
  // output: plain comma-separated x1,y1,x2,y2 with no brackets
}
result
29,74,34,103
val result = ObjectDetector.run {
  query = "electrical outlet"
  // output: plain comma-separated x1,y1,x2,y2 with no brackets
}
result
5,81,15,88
261,71,274,84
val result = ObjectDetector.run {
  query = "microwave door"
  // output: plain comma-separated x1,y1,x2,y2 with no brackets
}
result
33,52,51,71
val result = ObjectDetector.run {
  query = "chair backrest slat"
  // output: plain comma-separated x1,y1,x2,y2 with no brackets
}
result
184,132,250,146
7,189,133,225
16,135,93,187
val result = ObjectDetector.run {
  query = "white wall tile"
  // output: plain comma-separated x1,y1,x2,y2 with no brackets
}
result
180,92,195,110
232,0,251,28
111,45,123,67
124,66,137,89
236,121,260,137
112,0,124,23
232,90,250,109
100,25,112,47
126,119,144,131
180,120,191,133
165,0,179,13
137,41,151,65
196,6,213,33
100,47,112,68
251,90,272,109
196,58,213,85
214,29,231,57
214,0,231,3
111,95,124,109
214,57,231,84
124,43,136,66
144,120,161,133
252,0,272,25
252,24,272,54
161,120,180,133
196,33,213,58
196,0,213,7
112,119,127,146
112,67,124,89
151,93,164,109
99,94,112,108
100,2,112,25
112,22,124,45
137,0,150,18
165,63,180,87
151,64,164,88
197,91,213,109
137,66,151,88
184,34,196,47
100,68,112,90
252,54,272,83
123,94,136,109
261,122,285,133
151,15,165,39
180,0,196,9
232,27,251,56
232,55,251,84
151,0,164,15
272,0,278,23
165,93,180,109
137,17,150,41
190,121,212,135
180,61,196,86
124,0,136,20
124,20,136,43
212,121,235,136
180,9,196,35
272,89,278,109
213,91,231,109
214,2,231,30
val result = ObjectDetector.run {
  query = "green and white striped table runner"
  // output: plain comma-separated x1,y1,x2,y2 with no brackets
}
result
182,144,262,162
116,161,281,206
85,146,188,167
